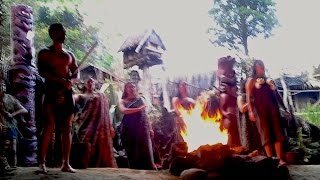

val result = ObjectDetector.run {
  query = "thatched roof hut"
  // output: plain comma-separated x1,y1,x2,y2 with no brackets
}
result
118,29,166,69
313,74,320,80
79,63,125,83
275,75,320,90
275,75,320,110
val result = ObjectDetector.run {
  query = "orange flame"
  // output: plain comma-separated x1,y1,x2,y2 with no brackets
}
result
177,99,228,152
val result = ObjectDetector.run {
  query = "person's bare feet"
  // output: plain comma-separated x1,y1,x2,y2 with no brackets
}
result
39,164,48,174
61,164,76,173
278,160,287,167
248,150,260,157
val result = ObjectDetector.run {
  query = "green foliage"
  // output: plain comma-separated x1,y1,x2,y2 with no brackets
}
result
32,4,95,61
148,105,163,125
299,104,320,127
0,0,114,70
287,113,320,164
0,0,12,61
234,57,254,80
209,0,279,55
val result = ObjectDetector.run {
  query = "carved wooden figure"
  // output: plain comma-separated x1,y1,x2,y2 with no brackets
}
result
217,56,241,147
9,4,37,166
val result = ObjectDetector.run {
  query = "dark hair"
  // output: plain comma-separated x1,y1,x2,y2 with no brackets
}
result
82,76,96,93
121,82,135,99
48,23,65,39
176,80,187,99
251,59,265,78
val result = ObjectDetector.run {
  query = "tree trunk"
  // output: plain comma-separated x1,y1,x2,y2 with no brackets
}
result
280,75,296,112
280,75,298,137
239,13,249,56
160,65,171,110
243,36,249,56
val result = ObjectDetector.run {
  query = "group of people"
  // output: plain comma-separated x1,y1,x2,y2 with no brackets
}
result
172,61,290,167
0,22,289,173
37,23,157,172
172,60,290,166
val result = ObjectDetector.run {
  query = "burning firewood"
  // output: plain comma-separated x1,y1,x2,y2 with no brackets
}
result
190,143,233,171
169,143,290,179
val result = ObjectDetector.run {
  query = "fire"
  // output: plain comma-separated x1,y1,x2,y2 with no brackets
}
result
177,98,228,152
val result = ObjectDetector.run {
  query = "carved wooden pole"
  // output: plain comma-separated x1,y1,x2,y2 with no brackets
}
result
9,4,37,166
217,56,241,147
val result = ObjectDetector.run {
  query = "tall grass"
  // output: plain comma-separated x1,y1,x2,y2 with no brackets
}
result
298,104,320,126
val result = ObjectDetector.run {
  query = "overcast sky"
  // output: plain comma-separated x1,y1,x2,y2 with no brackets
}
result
79,0,320,78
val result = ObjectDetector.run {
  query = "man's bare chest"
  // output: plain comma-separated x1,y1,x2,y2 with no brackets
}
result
47,51,72,68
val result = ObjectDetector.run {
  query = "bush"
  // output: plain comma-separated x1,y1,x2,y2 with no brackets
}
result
299,104,320,126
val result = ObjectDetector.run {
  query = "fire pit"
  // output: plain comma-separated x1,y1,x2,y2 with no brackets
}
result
169,143,289,179
168,91,289,179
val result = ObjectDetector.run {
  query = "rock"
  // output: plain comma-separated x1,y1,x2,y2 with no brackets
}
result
169,156,196,176
180,168,207,180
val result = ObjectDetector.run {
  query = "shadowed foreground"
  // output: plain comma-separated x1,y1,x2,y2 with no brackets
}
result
0,167,178,180
1,165,320,180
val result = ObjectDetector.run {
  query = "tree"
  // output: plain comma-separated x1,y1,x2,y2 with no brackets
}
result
313,64,320,75
0,0,4,26
0,0,114,70
0,0,11,62
0,0,5,61
209,0,279,56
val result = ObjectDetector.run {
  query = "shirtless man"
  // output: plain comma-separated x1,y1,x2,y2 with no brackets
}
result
37,23,79,173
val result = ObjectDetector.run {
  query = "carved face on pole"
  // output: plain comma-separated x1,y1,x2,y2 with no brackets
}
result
217,56,236,80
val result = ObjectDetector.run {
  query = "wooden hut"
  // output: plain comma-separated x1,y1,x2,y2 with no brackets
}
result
275,75,320,111
79,63,126,87
118,29,166,103
118,29,166,69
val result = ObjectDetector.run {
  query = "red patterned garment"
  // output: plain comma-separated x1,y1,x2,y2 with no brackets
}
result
76,92,117,167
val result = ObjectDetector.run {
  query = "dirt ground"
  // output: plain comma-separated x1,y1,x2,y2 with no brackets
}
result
1,165,320,180
1,167,177,180
288,165,320,180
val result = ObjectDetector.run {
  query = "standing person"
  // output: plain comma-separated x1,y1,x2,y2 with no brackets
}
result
172,81,196,112
74,77,117,167
119,82,155,170
246,60,288,167
237,79,261,154
0,70,27,170
37,23,79,173
171,81,195,143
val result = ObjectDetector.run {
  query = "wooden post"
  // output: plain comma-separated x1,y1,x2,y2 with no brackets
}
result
141,65,152,107
160,65,171,110
280,76,289,110
280,75,296,112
